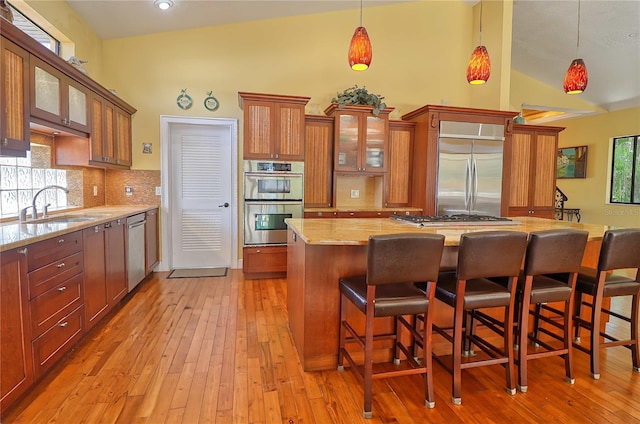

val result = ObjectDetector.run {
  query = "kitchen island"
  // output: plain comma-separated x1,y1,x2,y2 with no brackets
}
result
285,216,611,371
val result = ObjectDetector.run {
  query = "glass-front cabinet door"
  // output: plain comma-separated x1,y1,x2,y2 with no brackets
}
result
30,57,89,134
335,113,360,171
364,115,386,172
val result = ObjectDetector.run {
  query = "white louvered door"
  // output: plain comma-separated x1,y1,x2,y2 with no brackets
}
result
170,123,233,268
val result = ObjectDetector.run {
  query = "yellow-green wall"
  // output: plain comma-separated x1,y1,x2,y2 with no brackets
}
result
555,108,640,228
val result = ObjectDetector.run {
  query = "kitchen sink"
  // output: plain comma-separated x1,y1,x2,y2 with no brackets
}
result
24,214,111,224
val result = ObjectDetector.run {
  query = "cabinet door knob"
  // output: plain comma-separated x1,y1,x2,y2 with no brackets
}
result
59,321,68,328
57,286,67,292
18,247,28,255
57,262,66,268
58,238,65,244
256,249,261,253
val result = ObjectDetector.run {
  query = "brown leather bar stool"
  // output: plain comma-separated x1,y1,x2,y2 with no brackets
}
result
338,233,445,419
572,228,640,379
431,231,528,405
516,229,589,392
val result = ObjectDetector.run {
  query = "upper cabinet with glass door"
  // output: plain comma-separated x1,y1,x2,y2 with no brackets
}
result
30,56,90,134
324,104,393,174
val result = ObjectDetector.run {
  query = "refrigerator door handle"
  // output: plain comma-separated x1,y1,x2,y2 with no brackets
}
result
465,158,472,210
472,158,479,210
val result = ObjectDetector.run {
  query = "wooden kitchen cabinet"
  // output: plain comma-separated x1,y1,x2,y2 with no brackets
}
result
82,225,109,331
55,96,133,169
242,246,287,279
0,247,33,415
238,92,310,160
105,219,128,306
385,121,414,207
0,36,30,157
145,209,159,274
402,105,518,215
27,230,84,378
325,104,393,174
507,124,565,219
304,115,334,208
30,56,90,134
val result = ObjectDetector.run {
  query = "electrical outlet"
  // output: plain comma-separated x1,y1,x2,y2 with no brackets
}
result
155,186,161,196
125,186,133,196
93,185,98,196
350,189,360,199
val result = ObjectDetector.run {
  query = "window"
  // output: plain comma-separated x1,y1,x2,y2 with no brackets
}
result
610,135,640,205
0,148,69,218
7,2,60,54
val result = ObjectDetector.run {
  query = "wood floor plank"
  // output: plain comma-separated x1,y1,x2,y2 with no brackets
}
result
4,270,640,424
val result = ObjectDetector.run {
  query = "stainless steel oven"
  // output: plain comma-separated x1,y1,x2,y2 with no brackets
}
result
243,160,303,245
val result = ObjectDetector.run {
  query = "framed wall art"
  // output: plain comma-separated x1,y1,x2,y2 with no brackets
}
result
557,145,588,178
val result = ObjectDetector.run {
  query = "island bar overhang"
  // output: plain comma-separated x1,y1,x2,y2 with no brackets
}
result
285,217,608,372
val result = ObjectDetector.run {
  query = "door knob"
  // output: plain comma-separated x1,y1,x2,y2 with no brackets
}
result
218,202,230,208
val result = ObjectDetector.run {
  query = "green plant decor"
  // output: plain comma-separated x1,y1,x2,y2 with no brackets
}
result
331,85,387,116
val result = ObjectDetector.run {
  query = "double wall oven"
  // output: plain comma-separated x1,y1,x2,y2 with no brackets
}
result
243,161,303,246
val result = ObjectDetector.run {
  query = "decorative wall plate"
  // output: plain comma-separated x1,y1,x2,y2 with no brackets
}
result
204,91,219,111
177,89,192,110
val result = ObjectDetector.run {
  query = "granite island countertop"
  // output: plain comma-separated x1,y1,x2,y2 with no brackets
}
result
0,205,157,252
285,216,613,246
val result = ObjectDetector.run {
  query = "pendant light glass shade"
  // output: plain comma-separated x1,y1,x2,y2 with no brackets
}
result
564,58,588,94
348,26,372,71
467,45,491,84
564,1,587,94
467,0,490,84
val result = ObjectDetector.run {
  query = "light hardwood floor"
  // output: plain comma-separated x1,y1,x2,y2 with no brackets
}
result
4,270,640,423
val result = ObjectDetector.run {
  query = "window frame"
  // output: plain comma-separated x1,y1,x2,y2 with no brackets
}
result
7,2,60,55
609,135,640,205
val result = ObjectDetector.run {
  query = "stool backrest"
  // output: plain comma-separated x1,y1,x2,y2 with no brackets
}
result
524,229,589,275
598,228,640,271
367,233,445,286
456,231,528,280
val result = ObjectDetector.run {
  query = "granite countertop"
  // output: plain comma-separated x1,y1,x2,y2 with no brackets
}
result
285,216,611,246
0,205,157,252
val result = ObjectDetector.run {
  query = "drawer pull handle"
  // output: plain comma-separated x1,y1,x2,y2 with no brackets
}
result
57,262,66,268
18,247,27,255
57,286,67,292
59,321,68,328
58,238,65,244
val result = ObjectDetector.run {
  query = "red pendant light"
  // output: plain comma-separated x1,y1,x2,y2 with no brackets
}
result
467,0,490,84
348,0,372,71
564,58,588,94
564,0,588,94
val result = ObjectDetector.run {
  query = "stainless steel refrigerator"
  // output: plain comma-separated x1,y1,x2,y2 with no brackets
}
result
436,121,505,216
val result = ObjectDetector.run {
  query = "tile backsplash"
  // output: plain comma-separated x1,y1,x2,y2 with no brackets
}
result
1,131,161,219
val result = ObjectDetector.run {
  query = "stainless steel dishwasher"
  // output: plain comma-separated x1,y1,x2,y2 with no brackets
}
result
126,213,146,292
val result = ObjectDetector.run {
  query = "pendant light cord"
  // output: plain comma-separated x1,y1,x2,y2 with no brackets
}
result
479,0,483,45
576,0,581,57
360,0,363,27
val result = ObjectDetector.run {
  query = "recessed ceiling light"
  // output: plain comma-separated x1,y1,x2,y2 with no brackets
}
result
154,0,174,10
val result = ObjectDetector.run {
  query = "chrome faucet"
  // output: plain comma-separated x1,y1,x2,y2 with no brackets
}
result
20,185,70,222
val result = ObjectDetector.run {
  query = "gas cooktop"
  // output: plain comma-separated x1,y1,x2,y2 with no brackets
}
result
390,214,519,227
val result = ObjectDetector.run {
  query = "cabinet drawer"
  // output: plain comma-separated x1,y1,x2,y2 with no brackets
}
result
30,273,83,339
28,251,83,299
243,246,287,274
32,306,83,378
27,231,82,271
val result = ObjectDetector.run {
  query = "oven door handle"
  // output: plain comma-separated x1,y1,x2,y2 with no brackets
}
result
244,200,303,205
